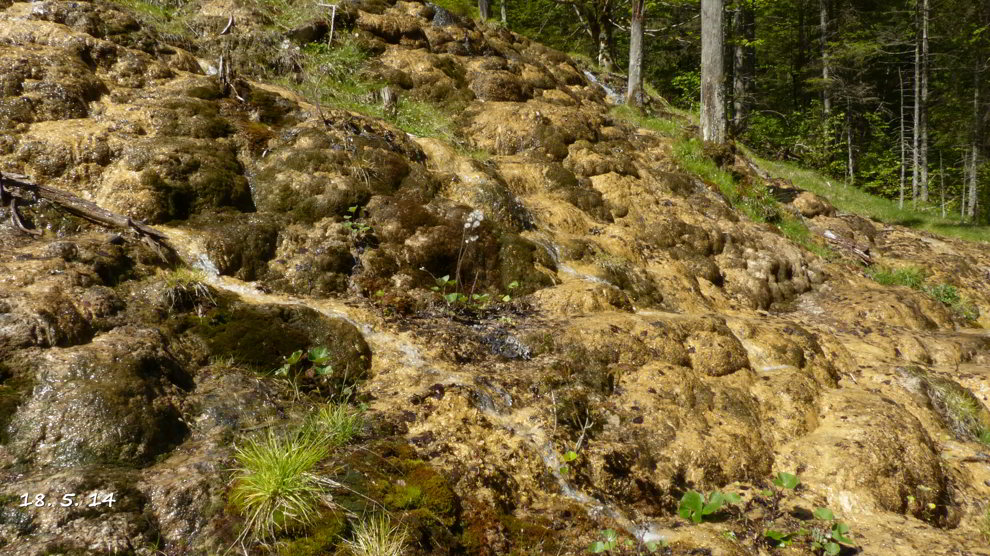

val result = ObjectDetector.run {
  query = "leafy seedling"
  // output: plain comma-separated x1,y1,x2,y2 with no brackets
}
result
559,450,579,475
678,490,736,523
588,529,618,553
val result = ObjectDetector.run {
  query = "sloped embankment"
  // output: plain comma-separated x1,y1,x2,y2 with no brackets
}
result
1,0,989,554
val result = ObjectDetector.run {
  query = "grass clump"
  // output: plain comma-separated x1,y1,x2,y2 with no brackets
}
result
159,267,215,312
230,428,330,543
344,514,409,556
865,265,926,289
306,403,364,447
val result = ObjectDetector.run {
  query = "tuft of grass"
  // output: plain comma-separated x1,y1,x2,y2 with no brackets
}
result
865,265,926,289
345,514,409,556
159,267,214,311
229,428,330,543
906,367,990,445
306,403,364,447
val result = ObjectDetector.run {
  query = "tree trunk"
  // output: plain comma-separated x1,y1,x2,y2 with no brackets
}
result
820,0,831,117
968,62,981,220
911,3,921,207
701,0,727,144
500,0,506,24
940,150,945,218
919,0,929,202
626,0,645,106
899,67,906,209
479,0,490,20
846,102,855,184
732,0,754,133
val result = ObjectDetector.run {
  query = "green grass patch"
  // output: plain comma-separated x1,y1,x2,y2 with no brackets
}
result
248,0,329,31
430,0,479,19
865,265,926,289
748,152,990,243
865,265,979,321
278,40,456,140
230,428,330,543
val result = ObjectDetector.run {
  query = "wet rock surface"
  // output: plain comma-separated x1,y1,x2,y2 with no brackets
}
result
0,0,989,554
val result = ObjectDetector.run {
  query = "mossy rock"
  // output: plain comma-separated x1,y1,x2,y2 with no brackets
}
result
278,508,349,556
188,211,280,281
0,361,34,444
497,233,555,295
170,299,371,378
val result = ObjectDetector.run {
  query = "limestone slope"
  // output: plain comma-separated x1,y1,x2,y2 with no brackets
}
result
0,0,989,554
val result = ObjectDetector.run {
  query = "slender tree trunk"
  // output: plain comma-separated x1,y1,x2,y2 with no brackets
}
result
820,0,831,117
962,152,968,219
912,4,921,207
479,0,490,20
732,0,754,133
940,151,946,218
626,0,645,106
846,102,855,184
968,64,981,220
500,0,506,23
919,0,929,202
701,0,727,144
899,67,906,209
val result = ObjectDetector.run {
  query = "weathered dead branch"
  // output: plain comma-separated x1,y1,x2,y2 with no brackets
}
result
0,171,175,259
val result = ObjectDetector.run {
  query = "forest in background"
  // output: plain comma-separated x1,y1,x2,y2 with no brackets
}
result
445,0,990,226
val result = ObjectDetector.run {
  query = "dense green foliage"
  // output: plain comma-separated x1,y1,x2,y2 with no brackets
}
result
498,0,990,226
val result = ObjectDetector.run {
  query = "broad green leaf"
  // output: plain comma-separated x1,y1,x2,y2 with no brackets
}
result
508,281,520,289
588,541,606,553
445,292,461,303
501,295,511,302
814,507,835,521
308,346,331,364
832,522,854,545
286,350,303,365
824,541,841,555
724,492,743,504
773,471,800,489
602,529,617,542
563,450,579,462
645,540,660,552
678,491,704,522
764,529,790,541
703,491,725,515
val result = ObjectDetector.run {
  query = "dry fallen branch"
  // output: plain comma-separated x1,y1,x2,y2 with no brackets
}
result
0,171,175,259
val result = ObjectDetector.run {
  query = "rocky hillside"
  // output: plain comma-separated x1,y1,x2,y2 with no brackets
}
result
1,0,989,554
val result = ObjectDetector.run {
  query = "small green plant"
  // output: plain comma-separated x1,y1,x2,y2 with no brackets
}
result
558,450,579,475
341,205,373,235
809,507,855,555
345,513,409,556
587,528,665,554
501,280,519,302
229,428,329,543
678,490,742,523
272,346,351,400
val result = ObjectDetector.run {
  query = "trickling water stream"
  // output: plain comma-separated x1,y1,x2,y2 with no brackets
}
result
583,70,623,105
162,226,670,545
